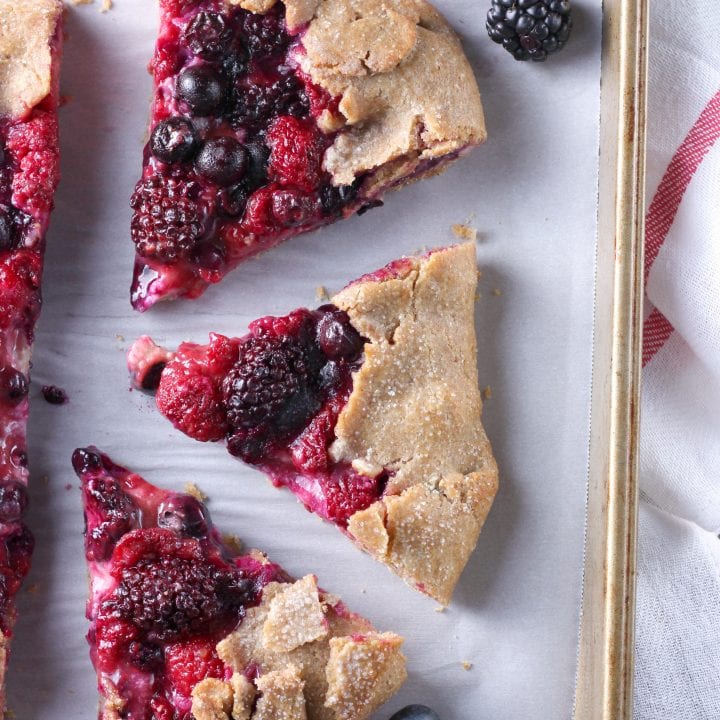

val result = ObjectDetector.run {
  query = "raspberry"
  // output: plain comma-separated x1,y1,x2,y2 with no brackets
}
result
267,115,327,192
130,173,210,262
222,333,320,433
6,111,60,218
321,469,383,525
486,0,572,62
164,638,225,696
100,543,252,642
156,335,237,442
0,250,43,335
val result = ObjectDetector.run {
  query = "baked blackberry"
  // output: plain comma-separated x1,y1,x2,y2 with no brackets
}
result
486,0,572,62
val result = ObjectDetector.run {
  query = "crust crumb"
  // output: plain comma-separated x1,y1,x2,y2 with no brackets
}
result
184,482,208,502
100,0,112,10
222,533,244,554
451,224,478,242
26,583,39,594
461,661,473,671
315,285,329,301
434,606,445,613
492,288,502,296
70,0,94,4
483,385,492,400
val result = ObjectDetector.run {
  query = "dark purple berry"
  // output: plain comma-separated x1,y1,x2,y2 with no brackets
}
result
320,183,358,217
389,705,441,720
176,65,227,115
194,243,226,270
101,555,252,642
243,10,289,57
150,117,198,164
486,0,572,61
217,183,248,217
183,11,234,59
195,137,248,186
244,141,270,188
72,447,103,475
4,370,28,402
271,188,319,226
316,310,364,361
42,385,67,405
222,334,320,433
0,210,12,250
157,494,209,537
232,76,308,128
128,641,164,671
139,362,166,393
130,174,209,262
0,481,29,521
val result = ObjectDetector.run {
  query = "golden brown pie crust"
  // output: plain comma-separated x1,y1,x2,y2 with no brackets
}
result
190,575,406,720
331,244,499,605
0,0,63,119
223,0,486,187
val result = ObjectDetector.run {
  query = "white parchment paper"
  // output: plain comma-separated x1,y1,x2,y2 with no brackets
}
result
6,1,602,717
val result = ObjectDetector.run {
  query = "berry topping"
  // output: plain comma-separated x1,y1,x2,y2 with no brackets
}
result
0,481,29,522
486,0,572,62
99,529,253,643
164,638,225,697
389,705,441,720
267,115,326,192
243,9,289,57
72,447,103,475
157,494,209,538
175,65,228,115
321,469,384,525
183,11,235,60
150,117,199,164
3,368,29,403
0,211,12,250
195,137,249,186
316,307,363,361
130,174,210,262
41,384,67,404
222,334,320,435
232,75,309,128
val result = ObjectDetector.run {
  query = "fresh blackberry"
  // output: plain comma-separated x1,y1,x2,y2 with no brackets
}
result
486,0,572,62
242,8,289,57
130,174,209,262
183,11,235,60
101,555,252,641
222,334,320,433
231,75,309,128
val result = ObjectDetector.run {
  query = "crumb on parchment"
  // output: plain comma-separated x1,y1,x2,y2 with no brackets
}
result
100,0,113,11
184,482,208,502
483,385,492,400
461,661,473,671
492,288,502,296
434,606,445,613
70,0,93,4
451,223,478,242
315,286,329,301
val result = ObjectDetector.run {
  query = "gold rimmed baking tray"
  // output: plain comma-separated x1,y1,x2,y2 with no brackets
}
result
575,0,647,718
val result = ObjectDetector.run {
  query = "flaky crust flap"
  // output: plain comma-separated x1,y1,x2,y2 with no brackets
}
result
191,576,406,720
331,244,499,605
0,0,62,119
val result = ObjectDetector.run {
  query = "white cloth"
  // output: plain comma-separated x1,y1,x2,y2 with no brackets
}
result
635,1,720,717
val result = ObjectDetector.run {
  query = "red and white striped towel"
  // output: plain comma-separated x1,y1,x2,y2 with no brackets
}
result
634,2,720,717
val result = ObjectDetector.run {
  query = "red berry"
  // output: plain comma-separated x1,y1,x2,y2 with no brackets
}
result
321,469,383,526
164,638,225,697
267,115,326,192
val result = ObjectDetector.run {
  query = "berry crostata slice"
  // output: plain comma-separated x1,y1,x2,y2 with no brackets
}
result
130,0,486,309
75,447,406,720
129,244,498,605
0,0,63,707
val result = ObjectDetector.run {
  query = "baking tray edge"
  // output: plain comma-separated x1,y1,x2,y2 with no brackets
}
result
573,0,647,718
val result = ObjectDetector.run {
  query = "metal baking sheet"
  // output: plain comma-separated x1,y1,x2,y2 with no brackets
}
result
1,1,637,718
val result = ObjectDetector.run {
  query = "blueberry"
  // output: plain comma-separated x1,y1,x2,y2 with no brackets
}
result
320,183,358,217
316,310,364,361
195,137,248,186
128,640,164,671
42,385,67,404
0,210,12,250
0,481,29,522
157,494,209,537
5,370,28,402
176,65,227,116
244,141,270,188
218,183,248,217
150,117,198,164
72,447,103,475
389,706,441,720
